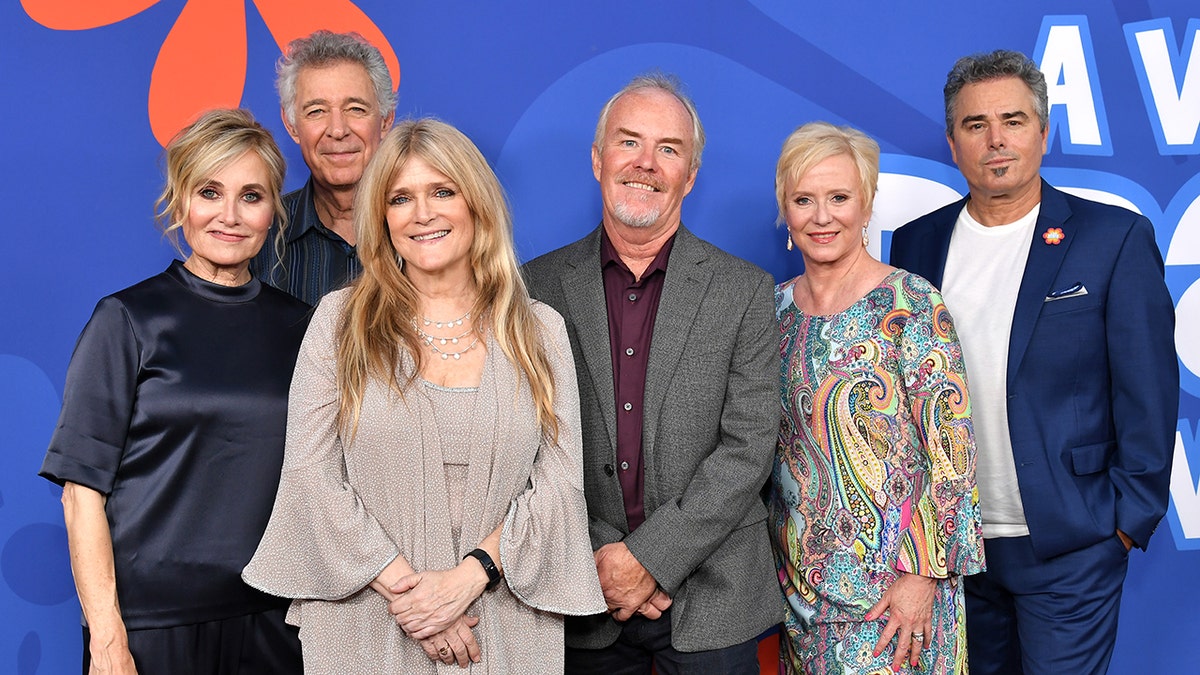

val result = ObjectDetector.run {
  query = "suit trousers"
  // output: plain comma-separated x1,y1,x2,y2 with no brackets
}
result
82,607,301,675
965,535,1128,675
564,608,760,675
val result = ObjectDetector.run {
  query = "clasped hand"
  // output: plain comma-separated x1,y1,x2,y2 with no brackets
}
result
388,564,487,639
594,542,672,621
416,615,481,668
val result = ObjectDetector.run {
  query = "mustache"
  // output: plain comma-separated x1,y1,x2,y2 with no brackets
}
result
617,171,665,191
982,150,1019,163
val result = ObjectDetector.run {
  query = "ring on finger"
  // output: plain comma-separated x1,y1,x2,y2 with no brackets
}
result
438,646,450,656
911,631,925,642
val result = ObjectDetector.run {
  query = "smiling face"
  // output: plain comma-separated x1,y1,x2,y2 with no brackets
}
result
948,76,1048,204
181,151,274,284
283,60,394,193
784,153,872,270
387,156,476,286
592,88,697,238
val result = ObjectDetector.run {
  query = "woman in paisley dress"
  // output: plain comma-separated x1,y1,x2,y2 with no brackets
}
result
768,122,985,674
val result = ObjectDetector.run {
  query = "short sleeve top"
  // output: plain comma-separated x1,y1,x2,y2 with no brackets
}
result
40,260,312,629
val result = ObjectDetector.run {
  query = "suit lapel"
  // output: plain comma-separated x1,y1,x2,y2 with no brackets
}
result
641,227,712,501
1007,182,1074,390
920,201,961,288
560,228,618,456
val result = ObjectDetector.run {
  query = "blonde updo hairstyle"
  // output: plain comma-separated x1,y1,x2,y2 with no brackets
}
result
154,108,287,257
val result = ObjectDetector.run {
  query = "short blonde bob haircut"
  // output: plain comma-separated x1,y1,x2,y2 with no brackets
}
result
775,121,880,224
154,108,287,257
336,118,559,443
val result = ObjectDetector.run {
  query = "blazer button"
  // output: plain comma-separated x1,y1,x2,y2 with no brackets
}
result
603,464,615,476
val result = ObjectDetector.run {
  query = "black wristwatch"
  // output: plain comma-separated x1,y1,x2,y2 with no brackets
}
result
464,548,502,591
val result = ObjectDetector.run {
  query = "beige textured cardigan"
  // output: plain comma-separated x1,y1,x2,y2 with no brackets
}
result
244,290,605,673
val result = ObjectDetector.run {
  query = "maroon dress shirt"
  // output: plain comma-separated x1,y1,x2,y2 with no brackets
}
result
600,229,676,532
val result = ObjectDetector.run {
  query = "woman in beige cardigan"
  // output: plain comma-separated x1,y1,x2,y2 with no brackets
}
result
244,118,605,673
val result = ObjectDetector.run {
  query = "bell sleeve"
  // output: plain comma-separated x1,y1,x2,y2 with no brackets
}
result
242,292,400,600
895,279,986,579
496,304,607,615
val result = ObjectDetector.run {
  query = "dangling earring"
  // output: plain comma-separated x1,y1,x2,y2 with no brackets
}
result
786,233,794,251
862,227,869,248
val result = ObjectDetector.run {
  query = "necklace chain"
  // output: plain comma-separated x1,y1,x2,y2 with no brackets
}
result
413,310,478,360
420,310,470,329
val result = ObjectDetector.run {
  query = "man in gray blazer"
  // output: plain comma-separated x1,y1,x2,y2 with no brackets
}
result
523,73,782,674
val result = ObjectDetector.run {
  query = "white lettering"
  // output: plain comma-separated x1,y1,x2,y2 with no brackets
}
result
1171,424,1200,540
1175,277,1200,387
1132,26,1200,146
874,173,962,234
1166,192,1200,265
1040,24,1104,146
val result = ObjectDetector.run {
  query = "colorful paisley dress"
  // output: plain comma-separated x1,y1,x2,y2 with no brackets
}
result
769,270,985,674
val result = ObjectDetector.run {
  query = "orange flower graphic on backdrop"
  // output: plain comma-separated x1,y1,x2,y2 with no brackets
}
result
22,0,400,146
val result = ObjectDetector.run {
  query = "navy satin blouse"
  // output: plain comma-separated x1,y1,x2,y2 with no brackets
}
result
40,261,311,629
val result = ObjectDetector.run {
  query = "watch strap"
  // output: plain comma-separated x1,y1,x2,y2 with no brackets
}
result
464,548,501,591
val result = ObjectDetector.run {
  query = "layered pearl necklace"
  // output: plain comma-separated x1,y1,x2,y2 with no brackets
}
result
413,310,479,360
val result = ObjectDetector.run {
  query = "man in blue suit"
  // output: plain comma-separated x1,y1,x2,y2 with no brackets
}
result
890,50,1177,675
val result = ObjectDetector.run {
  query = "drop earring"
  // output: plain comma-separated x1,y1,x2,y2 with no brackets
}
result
786,233,794,251
862,227,869,248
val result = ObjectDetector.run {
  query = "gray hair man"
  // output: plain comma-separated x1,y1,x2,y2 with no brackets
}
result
891,49,1177,675
523,73,782,674
251,30,396,305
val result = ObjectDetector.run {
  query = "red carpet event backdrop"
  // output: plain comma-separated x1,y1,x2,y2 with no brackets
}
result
2,1,1198,672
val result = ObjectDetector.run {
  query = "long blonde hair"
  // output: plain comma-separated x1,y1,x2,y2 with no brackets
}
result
336,118,558,443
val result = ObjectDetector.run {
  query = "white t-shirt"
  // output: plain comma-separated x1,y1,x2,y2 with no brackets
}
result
940,203,1039,538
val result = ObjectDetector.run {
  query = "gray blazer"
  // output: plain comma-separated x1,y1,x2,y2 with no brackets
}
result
522,225,783,652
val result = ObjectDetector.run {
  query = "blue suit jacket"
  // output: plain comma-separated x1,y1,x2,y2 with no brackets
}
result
890,181,1178,559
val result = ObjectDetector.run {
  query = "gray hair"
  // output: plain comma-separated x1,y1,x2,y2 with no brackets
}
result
943,49,1048,136
276,30,396,124
594,72,706,171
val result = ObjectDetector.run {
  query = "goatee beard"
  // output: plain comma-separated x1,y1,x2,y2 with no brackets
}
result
613,201,661,229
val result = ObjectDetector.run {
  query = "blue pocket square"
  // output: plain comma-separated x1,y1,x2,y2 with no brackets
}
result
1045,282,1088,302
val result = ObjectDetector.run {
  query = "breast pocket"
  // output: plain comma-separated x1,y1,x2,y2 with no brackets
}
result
1040,293,1101,317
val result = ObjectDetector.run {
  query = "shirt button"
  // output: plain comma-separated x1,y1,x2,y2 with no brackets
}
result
625,347,634,357
628,293,638,302
623,402,633,411
620,461,629,471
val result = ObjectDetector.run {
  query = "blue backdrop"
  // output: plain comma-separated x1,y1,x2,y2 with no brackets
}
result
3,1,1198,672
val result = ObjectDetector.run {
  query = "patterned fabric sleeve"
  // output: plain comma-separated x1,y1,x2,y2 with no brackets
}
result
242,290,400,600
894,275,985,578
499,303,607,615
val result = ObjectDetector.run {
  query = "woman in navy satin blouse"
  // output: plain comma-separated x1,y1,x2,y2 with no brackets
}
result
39,109,310,675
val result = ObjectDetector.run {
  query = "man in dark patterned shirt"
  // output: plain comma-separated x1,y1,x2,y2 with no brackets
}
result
250,30,396,306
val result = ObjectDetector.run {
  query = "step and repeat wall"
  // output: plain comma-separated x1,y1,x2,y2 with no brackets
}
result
3,1,1198,672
